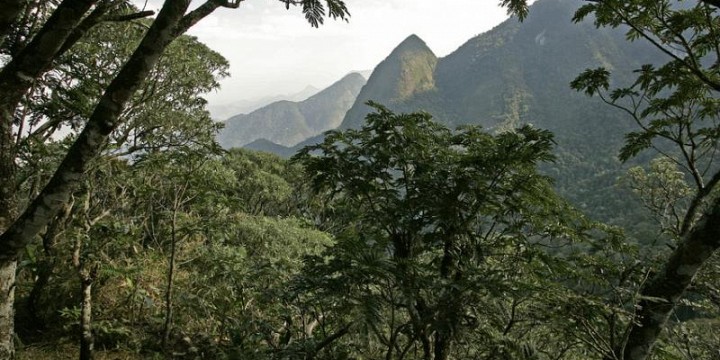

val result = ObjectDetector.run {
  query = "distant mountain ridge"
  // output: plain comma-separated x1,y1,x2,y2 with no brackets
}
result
209,85,319,121
217,72,365,148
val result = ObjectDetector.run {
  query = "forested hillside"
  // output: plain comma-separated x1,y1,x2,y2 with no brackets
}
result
1,0,719,360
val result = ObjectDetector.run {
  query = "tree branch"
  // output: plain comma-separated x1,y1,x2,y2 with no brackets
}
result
307,324,351,359
175,0,241,36
56,0,119,61
0,0,98,118
622,196,720,360
615,6,720,92
680,169,720,236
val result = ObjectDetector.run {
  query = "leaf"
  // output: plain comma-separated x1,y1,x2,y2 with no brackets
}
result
570,68,611,96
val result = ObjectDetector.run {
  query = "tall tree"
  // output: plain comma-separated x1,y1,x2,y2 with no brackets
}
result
0,2,153,355
0,0,349,357
294,103,582,359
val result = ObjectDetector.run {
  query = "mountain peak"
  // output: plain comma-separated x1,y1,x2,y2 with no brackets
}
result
401,34,424,45
338,35,438,130
340,72,366,82
391,34,433,56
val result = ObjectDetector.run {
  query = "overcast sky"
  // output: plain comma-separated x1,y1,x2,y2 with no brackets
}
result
138,1,513,106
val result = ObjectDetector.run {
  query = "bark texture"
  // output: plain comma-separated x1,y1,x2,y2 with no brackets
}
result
79,275,94,360
0,261,16,359
0,117,15,233
162,209,178,348
0,2,96,356
621,196,720,360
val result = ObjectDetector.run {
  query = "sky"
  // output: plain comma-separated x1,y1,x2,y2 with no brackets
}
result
137,1,513,109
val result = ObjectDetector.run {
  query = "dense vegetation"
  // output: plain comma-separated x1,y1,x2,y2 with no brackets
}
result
0,0,719,359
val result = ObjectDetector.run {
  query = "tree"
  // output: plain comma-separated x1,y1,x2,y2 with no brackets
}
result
111,148,332,357
11,24,230,356
69,159,130,360
501,1,720,359
222,148,298,216
293,103,583,359
0,0,349,357
128,149,233,349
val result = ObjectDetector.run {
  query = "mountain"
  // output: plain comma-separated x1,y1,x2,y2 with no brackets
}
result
209,85,320,121
217,72,365,148
340,0,657,131
255,0,662,233
432,0,660,229
244,138,296,158
340,34,438,130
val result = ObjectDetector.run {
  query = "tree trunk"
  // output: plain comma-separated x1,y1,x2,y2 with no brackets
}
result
433,335,450,360
0,2,95,355
621,196,720,360
0,0,193,261
79,275,94,360
0,261,16,359
431,238,459,360
27,261,52,330
0,90,18,360
0,0,97,233
27,203,71,332
0,116,15,233
162,208,178,348
73,207,95,360
0,0,97,112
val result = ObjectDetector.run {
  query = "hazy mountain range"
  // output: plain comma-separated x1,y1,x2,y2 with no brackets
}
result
217,0,662,232
217,73,366,148
209,85,320,121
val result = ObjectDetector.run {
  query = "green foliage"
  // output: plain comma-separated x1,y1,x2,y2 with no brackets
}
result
293,103,589,358
621,158,693,240
562,1,720,358
280,0,350,28
15,1,720,359
13,8,230,209
323,0,660,241
6,1,349,358
500,0,530,20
